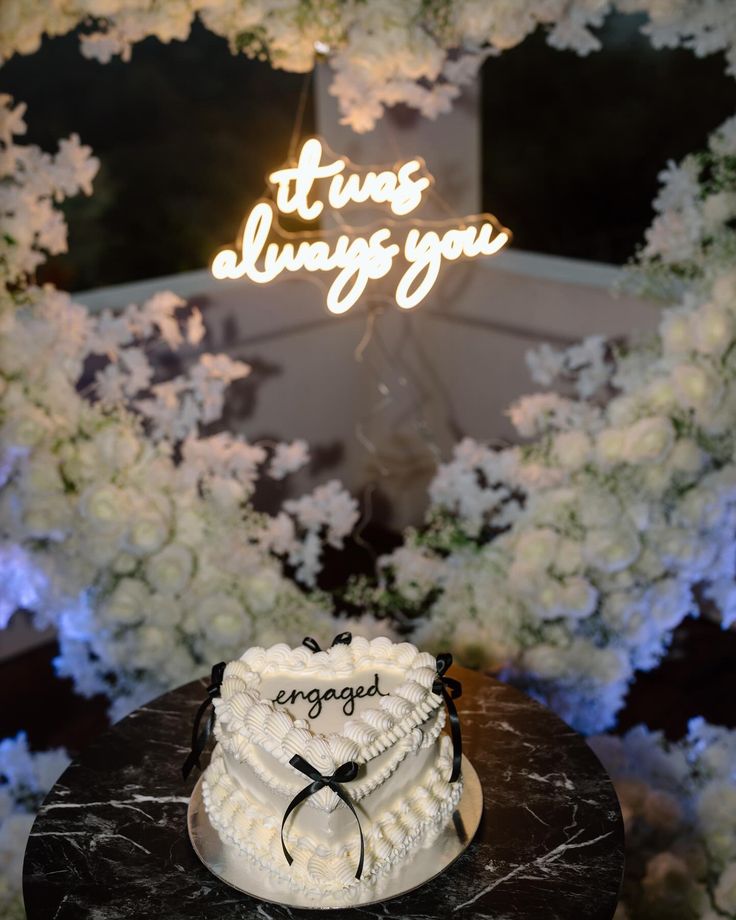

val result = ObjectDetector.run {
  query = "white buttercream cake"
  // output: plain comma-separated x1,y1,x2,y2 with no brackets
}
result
200,635,463,893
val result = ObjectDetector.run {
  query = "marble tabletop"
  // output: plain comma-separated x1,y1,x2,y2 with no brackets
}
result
23,667,624,919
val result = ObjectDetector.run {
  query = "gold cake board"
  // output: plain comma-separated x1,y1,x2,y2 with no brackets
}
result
187,755,483,909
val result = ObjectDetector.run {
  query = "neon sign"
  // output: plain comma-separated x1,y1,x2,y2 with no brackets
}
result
211,138,511,315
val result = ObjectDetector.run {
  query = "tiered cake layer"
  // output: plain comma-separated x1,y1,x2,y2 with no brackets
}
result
201,637,463,893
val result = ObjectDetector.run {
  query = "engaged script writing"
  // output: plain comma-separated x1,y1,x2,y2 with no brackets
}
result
272,673,388,719
211,138,511,315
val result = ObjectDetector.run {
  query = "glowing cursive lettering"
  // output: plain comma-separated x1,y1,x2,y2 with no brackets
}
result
212,138,511,314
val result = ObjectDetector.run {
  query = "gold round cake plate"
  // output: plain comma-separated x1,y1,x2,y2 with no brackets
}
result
187,755,483,910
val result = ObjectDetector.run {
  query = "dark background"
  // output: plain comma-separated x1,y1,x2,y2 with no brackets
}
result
2,13,736,292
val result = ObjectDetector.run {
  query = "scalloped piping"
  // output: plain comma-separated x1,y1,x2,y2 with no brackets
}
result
202,737,463,894
214,637,443,773
216,706,446,805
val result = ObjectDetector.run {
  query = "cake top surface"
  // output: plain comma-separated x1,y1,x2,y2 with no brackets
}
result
214,636,442,770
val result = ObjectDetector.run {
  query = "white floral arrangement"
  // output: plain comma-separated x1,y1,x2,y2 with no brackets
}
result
0,734,69,920
354,113,736,735
591,720,736,920
0,95,358,719
2,1,736,133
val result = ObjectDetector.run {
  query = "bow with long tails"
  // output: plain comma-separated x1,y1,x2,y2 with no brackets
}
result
433,652,463,783
301,632,353,653
281,754,364,879
181,662,226,780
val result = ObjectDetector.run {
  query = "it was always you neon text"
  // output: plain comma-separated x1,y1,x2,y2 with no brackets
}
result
211,138,511,315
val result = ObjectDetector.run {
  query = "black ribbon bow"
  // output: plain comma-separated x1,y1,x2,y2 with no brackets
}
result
433,652,463,783
281,754,365,879
181,661,226,780
301,632,353,653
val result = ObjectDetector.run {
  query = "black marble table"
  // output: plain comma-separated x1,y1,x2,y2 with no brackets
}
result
23,668,624,919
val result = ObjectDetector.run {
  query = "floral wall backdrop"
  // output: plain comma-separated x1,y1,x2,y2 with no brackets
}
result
2,3,736,919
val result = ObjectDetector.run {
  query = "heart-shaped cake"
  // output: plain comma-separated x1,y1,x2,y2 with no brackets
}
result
200,635,463,893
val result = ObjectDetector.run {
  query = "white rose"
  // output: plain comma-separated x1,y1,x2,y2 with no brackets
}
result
126,511,169,556
24,495,72,536
102,578,149,625
60,441,99,483
702,191,736,230
149,594,183,627
607,396,639,427
208,476,245,509
159,646,198,685
23,453,63,494
624,416,674,465
668,439,703,476
112,552,137,575
3,406,49,448
533,577,597,620
135,625,170,666
175,507,206,547
696,782,736,861
522,644,567,679
641,463,675,496
145,544,193,595
672,363,723,412
584,527,640,573
559,577,598,618
660,311,692,355
509,528,558,583
553,431,590,471
554,538,583,575
243,569,280,615
93,425,141,470
645,378,678,413
198,594,252,645
79,484,130,534
596,428,627,466
694,303,732,356
578,492,620,528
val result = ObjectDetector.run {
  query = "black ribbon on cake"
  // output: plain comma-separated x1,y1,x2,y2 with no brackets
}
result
434,652,463,783
301,631,353,653
281,754,365,880
181,661,226,780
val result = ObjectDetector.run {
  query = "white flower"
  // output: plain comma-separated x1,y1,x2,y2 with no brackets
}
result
694,303,732,356
660,310,693,356
197,594,252,646
596,428,627,467
268,440,309,480
623,417,674,465
584,527,641,573
79,484,130,534
145,544,193,595
125,510,169,556
510,528,559,582
702,190,736,230
243,569,280,615
672,363,723,413
552,431,590,471
101,578,149,625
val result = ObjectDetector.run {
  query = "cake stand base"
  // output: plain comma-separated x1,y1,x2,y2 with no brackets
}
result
187,755,483,910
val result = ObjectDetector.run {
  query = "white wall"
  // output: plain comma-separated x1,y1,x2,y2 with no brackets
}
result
75,252,659,520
